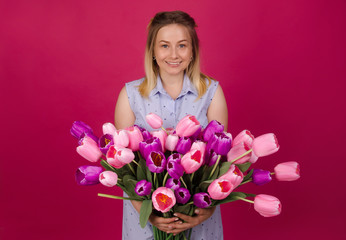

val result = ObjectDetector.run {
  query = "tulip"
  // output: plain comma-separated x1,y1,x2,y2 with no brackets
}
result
139,137,162,160
274,161,300,181
146,151,166,173
249,152,259,164
190,141,206,154
181,149,203,174
232,130,254,147
167,160,184,179
165,178,181,190
99,171,118,187
135,180,152,196
220,164,244,188
203,120,224,142
227,142,251,164
106,145,125,168
166,153,181,163
116,147,135,165
193,192,212,208
126,126,144,151
165,134,179,152
98,134,114,155
208,178,234,200
152,187,176,213
254,194,282,217
71,121,93,139
175,188,191,204
252,133,280,157
146,113,163,129
75,165,103,186
113,130,129,148
76,136,103,162
102,122,116,135
252,169,272,185
176,137,192,154
151,129,167,152
207,132,232,156
189,125,203,142
175,115,201,137
205,148,219,166
135,125,152,140
79,131,99,144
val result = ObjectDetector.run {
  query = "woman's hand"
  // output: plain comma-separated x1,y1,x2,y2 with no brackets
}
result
149,213,179,232
166,207,216,235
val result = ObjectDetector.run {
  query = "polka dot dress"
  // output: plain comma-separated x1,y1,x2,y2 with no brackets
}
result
122,74,223,240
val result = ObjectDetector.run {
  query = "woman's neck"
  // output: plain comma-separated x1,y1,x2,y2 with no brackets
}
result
159,72,184,100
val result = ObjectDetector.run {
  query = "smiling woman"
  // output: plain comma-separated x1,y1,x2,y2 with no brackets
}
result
114,10,228,239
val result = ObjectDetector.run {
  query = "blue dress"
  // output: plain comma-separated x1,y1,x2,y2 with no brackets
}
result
122,74,224,240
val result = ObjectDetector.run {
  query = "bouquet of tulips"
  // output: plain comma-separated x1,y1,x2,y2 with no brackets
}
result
71,114,300,240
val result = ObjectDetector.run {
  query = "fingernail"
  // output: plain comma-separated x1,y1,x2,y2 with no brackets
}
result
173,213,178,216
195,209,200,214
175,218,179,221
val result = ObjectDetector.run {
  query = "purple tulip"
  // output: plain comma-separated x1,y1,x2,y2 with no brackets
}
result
205,148,219,166
75,165,103,186
252,169,272,186
135,125,152,141
167,160,184,179
98,134,114,155
176,137,192,154
135,180,152,196
203,120,224,142
79,131,99,144
139,137,162,160
71,121,94,139
165,178,181,190
146,151,166,173
193,192,212,208
167,153,182,164
175,188,191,204
207,132,232,156
190,125,203,142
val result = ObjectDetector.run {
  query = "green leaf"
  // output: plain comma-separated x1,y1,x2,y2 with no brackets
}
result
100,160,118,173
242,169,253,182
210,166,220,180
198,180,213,192
173,204,193,215
123,175,141,199
140,199,152,228
218,162,232,177
244,192,256,197
236,162,251,172
213,192,247,205
136,159,147,181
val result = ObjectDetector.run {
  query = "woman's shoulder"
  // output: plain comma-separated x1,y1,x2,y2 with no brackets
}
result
125,77,145,88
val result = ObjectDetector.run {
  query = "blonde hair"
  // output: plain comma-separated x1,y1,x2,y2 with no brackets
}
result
138,11,212,98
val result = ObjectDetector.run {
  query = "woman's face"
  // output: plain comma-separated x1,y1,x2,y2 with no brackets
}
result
154,24,193,80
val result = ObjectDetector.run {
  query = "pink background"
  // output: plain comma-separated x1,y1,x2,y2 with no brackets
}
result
1,0,345,239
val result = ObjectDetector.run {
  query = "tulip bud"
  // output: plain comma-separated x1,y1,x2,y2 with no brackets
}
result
252,133,279,157
254,194,282,217
207,132,232,156
76,136,103,162
106,145,126,168
252,169,272,185
193,192,212,208
165,134,179,152
220,164,244,188
116,148,135,165
139,137,162,160
151,129,167,152
175,188,191,204
208,178,234,200
167,160,184,179
203,120,224,142
135,180,152,196
71,121,93,139
146,113,163,129
135,125,152,141
176,137,192,154
99,171,118,187
113,130,130,148
152,187,176,213
102,122,116,135
274,161,300,181
181,149,203,174
75,165,103,186
165,178,181,190
176,115,201,137
126,126,144,151
232,130,254,147
227,142,251,164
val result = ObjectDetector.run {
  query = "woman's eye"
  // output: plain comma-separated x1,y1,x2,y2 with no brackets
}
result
179,44,186,48
161,44,168,48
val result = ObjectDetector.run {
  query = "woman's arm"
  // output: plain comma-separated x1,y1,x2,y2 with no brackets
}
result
168,84,229,235
114,86,178,232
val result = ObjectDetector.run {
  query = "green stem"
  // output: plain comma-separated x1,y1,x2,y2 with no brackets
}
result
271,172,275,175
161,126,169,135
154,173,157,188
230,149,253,164
132,159,139,167
97,193,137,200
190,172,195,183
209,155,221,179
180,177,188,189
163,172,169,187
239,178,252,186
127,163,135,175
235,196,254,204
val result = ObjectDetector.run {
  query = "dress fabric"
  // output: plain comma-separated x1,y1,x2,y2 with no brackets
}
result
122,74,224,240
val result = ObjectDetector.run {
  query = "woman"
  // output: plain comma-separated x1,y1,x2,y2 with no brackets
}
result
114,11,228,240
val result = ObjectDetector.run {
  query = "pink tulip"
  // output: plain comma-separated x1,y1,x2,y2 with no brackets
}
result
151,129,168,152
99,171,118,187
190,141,206,154
227,142,251,164
181,149,204,174
252,133,279,157
165,134,179,152
152,187,176,213
113,130,129,148
126,126,144,151
249,152,259,164
232,130,254,147
175,115,201,137
76,136,102,162
106,145,125,168
254,194,282,217
220,164,244,188
208,178,234,200
145,113,163,129
102,122,116,135
274,161,300,181
116,148,135,165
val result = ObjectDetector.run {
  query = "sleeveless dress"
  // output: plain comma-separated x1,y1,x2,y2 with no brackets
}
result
122,74,224,240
